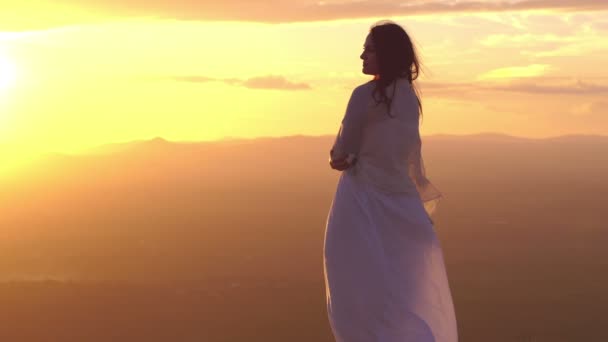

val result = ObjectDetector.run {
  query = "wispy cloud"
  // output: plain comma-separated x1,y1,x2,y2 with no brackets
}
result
570,100,608,117
162,75,311,90
242,76,311,90
420,78,608,96
593,20,608,32
477,64,552,80
3,0,608,30
492,79,608,95
479,27,608,58
480,33,577,47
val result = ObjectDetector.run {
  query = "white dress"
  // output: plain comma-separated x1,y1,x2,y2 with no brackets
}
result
323,78,458,341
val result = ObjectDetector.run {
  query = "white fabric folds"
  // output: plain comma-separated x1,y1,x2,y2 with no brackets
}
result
329,78,443,218
324,78,457,341
323,171,458,341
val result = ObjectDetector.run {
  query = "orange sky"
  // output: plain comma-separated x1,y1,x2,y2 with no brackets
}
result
1,1,607,167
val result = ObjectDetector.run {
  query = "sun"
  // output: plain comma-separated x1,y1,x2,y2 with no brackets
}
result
0,54,18,91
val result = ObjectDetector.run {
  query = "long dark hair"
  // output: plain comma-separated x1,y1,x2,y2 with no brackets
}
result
369,21,440,209
369,20,423,120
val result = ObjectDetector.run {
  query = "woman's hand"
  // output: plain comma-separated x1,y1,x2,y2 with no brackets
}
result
329,154,356,171
330,157,351,171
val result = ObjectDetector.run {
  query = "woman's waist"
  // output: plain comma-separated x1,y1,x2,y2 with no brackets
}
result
354,157,409,176
348,159,417,193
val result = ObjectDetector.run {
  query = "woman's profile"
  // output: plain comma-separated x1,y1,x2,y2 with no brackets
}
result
323,20,458,341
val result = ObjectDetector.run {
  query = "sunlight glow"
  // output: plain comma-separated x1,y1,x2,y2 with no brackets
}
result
0,54,17,91
477,64,551,80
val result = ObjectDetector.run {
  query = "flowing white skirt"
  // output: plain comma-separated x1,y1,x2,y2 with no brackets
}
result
323,171,458,342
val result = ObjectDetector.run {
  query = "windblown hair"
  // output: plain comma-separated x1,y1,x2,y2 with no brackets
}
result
369,20,442,216
369,20,423,120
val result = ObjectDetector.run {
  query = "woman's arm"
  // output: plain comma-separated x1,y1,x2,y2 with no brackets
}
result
329,153,357,171
330,85,369,164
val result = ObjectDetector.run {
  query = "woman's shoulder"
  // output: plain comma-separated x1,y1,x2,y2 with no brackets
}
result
353,77,410,91
351,80,376,97
358,79,377,89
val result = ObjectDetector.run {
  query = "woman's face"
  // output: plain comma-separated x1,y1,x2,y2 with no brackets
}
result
360,34,379,76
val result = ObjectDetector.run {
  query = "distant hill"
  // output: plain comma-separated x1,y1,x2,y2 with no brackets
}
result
4,132,608,188
0,133,607,341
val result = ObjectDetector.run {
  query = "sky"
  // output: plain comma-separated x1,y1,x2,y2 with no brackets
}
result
0,0,607,165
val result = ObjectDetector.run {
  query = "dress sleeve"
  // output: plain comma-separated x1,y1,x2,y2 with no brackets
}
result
330,86,368,162
407,124,443,218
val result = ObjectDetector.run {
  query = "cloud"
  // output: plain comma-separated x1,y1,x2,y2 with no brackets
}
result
491,79,608,95
3,0,608,30
420,78,608,96
593,20,608,32
242,76,311,90
165,75,311,90
570,100,608,117
477,64,552,80
170,76,241,85
480,33,577,48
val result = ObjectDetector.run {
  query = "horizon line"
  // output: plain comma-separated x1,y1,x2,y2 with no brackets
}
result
23,131,608,157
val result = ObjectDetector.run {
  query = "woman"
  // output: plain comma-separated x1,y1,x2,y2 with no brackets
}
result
323,20,458,341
